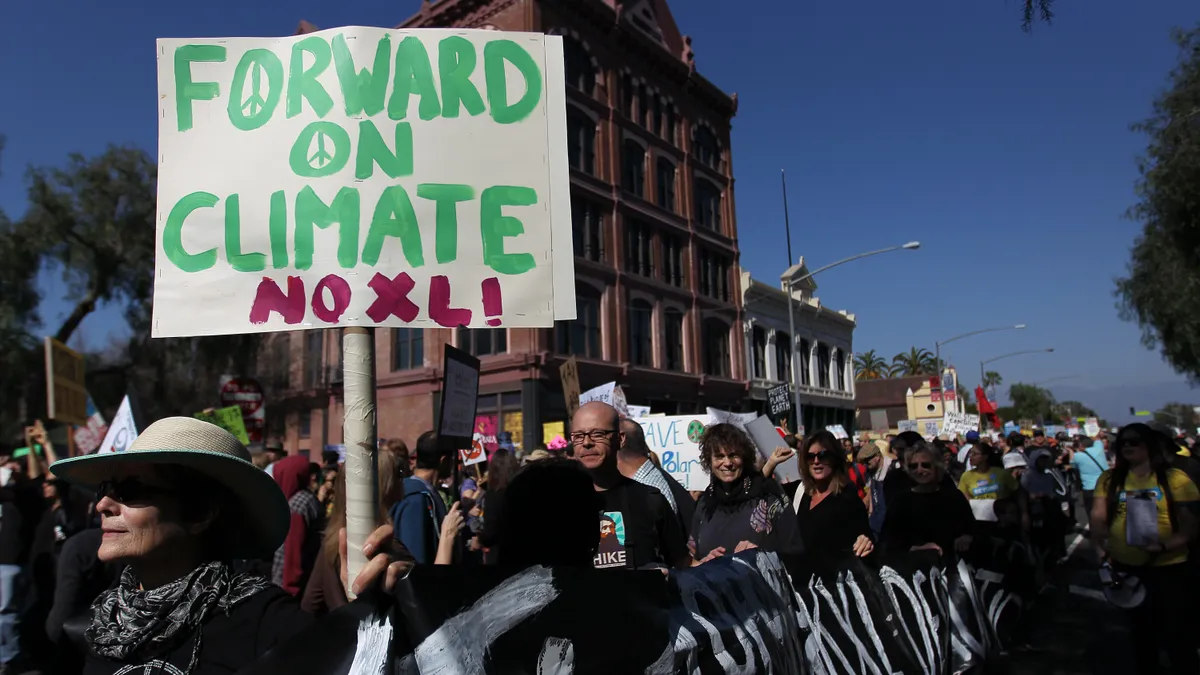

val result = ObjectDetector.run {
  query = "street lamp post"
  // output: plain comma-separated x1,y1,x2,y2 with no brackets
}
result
934,324,1027,390
782,242,921,432
979,348,1056,394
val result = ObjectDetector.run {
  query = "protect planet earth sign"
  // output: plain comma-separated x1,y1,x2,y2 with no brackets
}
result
153,27,576,337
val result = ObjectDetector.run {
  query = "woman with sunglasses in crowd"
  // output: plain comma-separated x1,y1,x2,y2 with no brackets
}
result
794,430,874,565
1090,423,1199,674
880,440,974,559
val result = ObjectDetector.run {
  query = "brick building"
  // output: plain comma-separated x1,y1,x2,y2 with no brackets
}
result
271,0,745,456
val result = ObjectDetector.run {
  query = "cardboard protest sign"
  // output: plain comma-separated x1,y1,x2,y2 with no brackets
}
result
922,419,941,438
1084,417,1101,437
636,414,710,490
559,357,580,419
897,419,918,433
826,424,848,439
745,415,801,484
153,27,576,337
73,396,109,455
437,344,480,450
766,383,791,416
96,396,139,455
194,406,251,444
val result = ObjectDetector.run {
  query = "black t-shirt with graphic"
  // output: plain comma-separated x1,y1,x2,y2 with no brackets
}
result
81,585,313,675
594,478,687,570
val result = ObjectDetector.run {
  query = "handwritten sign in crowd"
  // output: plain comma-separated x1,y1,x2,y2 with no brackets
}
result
152,27,575,337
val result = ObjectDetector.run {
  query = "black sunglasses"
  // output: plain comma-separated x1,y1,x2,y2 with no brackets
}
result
908,461,933,471
96,478,174,504
807,449,836,464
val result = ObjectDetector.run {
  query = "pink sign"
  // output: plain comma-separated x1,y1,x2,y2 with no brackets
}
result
473,414,499,459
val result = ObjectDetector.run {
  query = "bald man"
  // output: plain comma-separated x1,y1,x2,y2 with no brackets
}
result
571,402,689,570
618,418,695,538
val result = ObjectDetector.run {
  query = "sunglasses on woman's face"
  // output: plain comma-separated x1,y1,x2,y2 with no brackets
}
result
96,478,174,505
907,461,933,471
807,449,835,464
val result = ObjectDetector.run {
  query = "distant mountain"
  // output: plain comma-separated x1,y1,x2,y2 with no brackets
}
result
998,381,1200,425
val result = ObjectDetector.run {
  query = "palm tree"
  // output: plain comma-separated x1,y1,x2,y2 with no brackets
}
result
982,371,1003,389
1021,0,1054,32
891,347,936,377
853,350,889,380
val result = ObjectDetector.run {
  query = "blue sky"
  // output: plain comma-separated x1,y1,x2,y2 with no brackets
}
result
1,0,1196,414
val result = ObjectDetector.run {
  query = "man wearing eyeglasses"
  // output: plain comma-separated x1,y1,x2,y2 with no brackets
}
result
571,402,689,570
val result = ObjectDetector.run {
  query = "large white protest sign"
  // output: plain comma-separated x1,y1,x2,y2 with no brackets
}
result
705,407,757,430
96,396,139,455
637,415,710,490
941,411,980,437
153,27,575,337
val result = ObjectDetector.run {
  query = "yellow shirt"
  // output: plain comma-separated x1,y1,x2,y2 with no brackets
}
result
958,467,1018,501
1094,468,1199,567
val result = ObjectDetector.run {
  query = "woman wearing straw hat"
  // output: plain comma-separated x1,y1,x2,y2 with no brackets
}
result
49,417,411,675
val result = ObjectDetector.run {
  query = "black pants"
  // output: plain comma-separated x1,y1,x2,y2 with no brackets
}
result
1126,562,1200,674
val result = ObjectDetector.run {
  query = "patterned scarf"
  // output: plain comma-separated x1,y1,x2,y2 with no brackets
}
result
87,560,273,674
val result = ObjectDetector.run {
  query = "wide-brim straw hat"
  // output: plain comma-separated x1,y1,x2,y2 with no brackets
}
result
51,416,289,559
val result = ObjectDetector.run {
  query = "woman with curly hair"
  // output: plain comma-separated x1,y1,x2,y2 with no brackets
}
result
688,423,802,564
795,430,874,562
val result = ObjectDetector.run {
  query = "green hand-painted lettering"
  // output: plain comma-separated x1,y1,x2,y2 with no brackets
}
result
438,36,485,119
332,33,391,117
289,121,351,178
287,36,334,119
224,194,266,272
387,36,441,122
228,49,283,131
480,186,537,275
363,186,424,268
269,190,289,269
163,192,219,272
175,45,226,132
417,184,474,264
294,186,360,270
484,40,542,124
356,121,413,179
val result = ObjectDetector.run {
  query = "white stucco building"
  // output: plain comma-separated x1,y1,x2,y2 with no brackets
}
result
739,265,856,433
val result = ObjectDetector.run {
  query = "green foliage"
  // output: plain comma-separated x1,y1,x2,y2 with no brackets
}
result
1116,26,1200,383
982,371,1003,389
891,347,936,377
1153,402,1199,429
1021,0,1055,32
853,349,889,380
1053,400,1097,420
1008,383,1056,421
0,144,271,437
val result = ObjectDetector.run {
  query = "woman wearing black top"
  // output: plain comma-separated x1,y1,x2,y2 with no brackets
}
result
688,424,802,563
795,431,874,561
881,441,974,557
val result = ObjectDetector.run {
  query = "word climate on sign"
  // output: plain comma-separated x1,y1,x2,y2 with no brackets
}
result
153,27,576,337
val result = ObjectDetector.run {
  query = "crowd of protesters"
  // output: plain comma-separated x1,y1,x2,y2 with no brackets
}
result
0,406,1198,673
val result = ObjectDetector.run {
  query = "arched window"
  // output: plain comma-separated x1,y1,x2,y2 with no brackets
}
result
775,331,791,384
622,140,646,198
628,299,654,366
664,308,685,371
702,319,730,378
799,339,811,385
566,107,595,174
817,344,831,389
694,179,722,231
555,285,602,358
563,37,595,94
751,326,767,379
693,125,720,169
655,157,676,211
